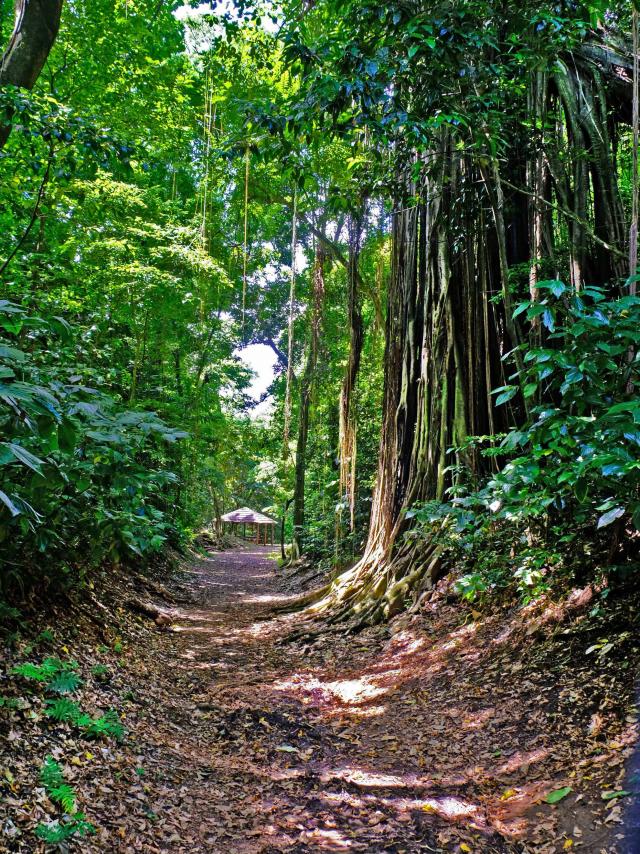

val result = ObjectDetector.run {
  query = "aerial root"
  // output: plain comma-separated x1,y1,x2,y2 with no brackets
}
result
270,583,331,615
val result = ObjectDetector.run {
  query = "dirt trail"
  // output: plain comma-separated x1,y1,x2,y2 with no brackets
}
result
115,546,638,854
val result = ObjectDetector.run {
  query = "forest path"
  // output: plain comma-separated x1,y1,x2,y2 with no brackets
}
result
123,547,631,854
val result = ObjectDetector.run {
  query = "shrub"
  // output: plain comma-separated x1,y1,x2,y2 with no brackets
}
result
407,284,640,600
489,282,640,537
0,300,187,592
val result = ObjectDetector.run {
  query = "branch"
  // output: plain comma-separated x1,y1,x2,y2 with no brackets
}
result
307,220,384,326
0,140,54,278
261,336,288,369
500,176,628,261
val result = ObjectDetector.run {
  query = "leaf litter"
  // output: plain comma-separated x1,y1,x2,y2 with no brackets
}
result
1,545,640,852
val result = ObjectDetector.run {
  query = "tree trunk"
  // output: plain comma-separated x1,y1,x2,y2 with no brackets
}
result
336,216,364,552
0,0,64,149
292,31,634,629
290,244,325,559
311,57,630,626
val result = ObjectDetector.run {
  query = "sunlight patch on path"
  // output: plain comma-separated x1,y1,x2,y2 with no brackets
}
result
274,674,388,707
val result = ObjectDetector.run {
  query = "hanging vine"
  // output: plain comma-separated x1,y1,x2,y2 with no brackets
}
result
282,188,298,459
336,215,364,552
241,143,250,334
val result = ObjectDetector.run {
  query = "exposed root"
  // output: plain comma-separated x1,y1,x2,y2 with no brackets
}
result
270,583,331,615
277,534,449,640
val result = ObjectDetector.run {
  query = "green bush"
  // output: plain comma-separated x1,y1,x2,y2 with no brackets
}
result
407,284,640,601
489,282,640,534
0,300,187,592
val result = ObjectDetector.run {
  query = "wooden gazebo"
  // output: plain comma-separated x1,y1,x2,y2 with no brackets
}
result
220,506,277,545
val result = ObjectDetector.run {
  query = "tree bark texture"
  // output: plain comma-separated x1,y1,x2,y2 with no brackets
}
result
0,0,64,148
291,244,326,559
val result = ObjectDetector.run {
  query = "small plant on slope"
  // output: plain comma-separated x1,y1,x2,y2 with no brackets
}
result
12,657,82,694
35,757,95,844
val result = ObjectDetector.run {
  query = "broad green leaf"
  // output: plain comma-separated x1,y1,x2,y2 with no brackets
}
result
545,786,572,804
494,387,517,406
5,443,45,475
0,490,20,517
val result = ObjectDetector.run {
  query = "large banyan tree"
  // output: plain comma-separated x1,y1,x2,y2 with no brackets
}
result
281,0,636,625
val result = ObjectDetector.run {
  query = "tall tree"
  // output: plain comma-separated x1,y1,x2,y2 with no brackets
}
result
291,241,326,558
279,0,636,624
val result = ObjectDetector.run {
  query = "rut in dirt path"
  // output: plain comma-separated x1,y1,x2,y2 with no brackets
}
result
131,546,514,854
125,547,634,854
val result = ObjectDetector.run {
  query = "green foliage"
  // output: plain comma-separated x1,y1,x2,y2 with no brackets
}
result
47,670,83,695
40,757,77,812
545,786,573,804
0,299,186,589
82,709,125,741
12,655,123,739
12,657,80,692
408,285,640,600
492,285,640,533
0,600,21,623
91,663,109,678
454,572,489,603
0,0,264,586
45,698,125,740
35,816,96,845
0,0,631,616
45,697,83,724
36,757,96,843
0,696,27,710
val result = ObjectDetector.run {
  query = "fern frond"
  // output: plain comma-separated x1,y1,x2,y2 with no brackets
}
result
12,662,53,681
40,757,65,790
35,815,95,843
45,697,82,723
13,657,78,684
41,758,78,811
36,820,75,844
48,670,82,694
49,784,77,813
68,814,96,837
84,709,125,741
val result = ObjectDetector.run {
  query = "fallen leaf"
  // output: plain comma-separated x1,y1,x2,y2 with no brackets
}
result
545,787,572,804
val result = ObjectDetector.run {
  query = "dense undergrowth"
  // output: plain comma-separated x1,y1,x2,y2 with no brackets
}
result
0,300,187,597
404,283,640,607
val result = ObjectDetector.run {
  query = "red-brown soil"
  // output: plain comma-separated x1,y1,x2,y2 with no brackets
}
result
2,545,639,853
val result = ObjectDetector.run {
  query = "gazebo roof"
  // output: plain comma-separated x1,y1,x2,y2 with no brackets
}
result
220,506,276,525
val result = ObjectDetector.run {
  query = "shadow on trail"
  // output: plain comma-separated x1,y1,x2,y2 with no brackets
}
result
135,545,634,853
